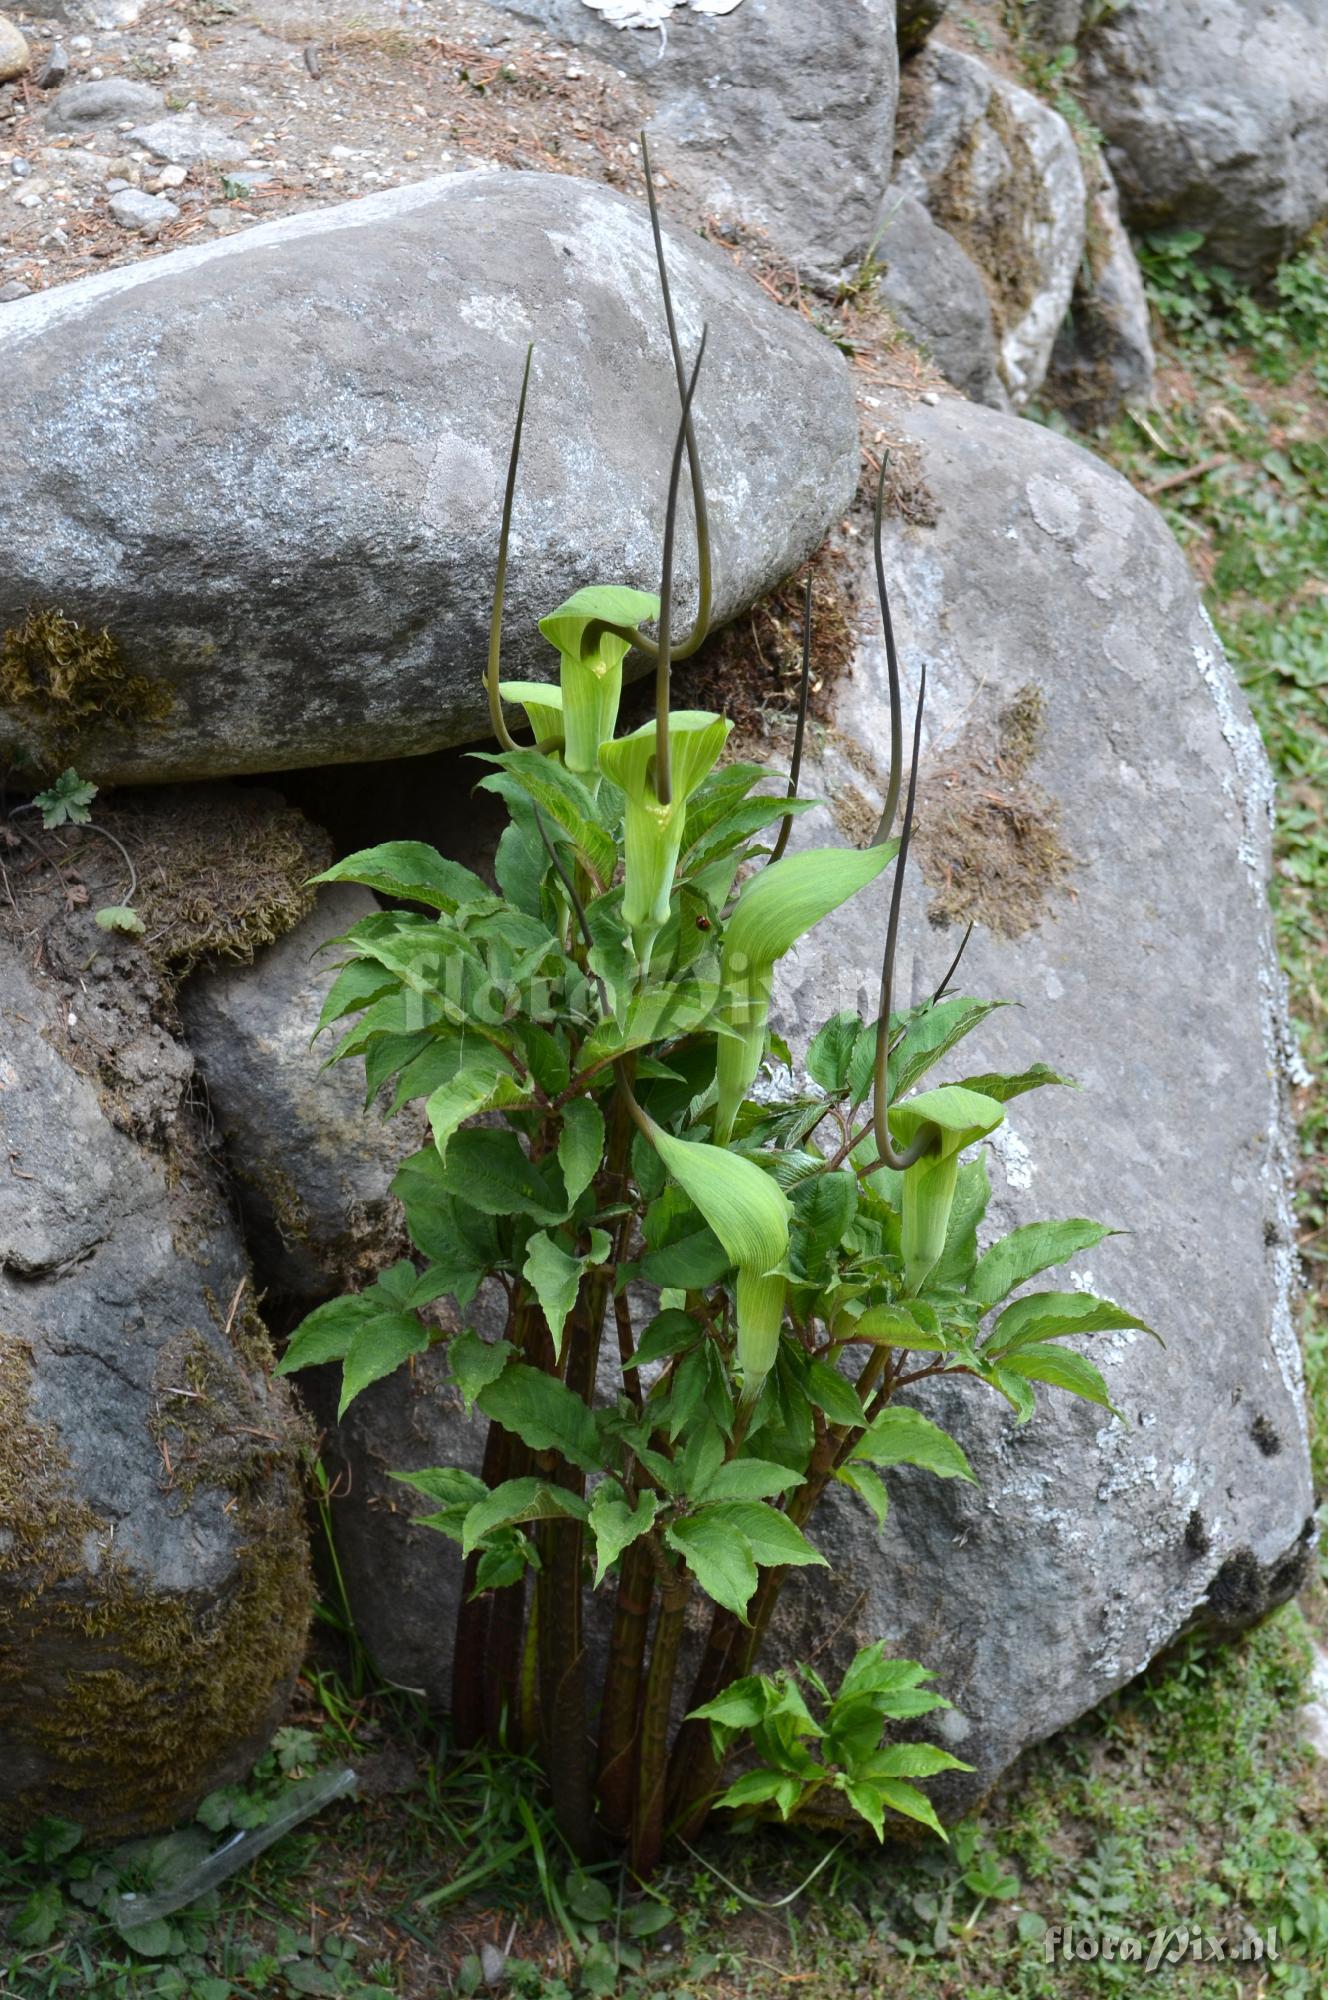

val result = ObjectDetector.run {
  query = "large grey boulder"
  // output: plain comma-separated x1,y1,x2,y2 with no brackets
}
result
762,390,1313,1809
0,171,858,785
182,885,424,1309
890,44,1086,406
488,0,898,279
1077,0,1328,282
896,0,946,53
0,950,312,1841
1046,150,1155,429
239,401,1313,1791
873,190,1008,409
299,1346,485,1702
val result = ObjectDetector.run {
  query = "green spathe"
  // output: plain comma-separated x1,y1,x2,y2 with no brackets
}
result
598,711,732,965
499,679,565,751
649,1124,791,1401
539,586,660,779
888,1084,1004,1295
715,841,899,1141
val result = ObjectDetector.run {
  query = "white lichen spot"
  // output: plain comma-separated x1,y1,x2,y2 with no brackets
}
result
1024,473,1082,544
987,1120,1033,1192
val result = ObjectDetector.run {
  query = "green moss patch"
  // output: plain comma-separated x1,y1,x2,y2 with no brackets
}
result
0,1320,314,1844
0,608,173,774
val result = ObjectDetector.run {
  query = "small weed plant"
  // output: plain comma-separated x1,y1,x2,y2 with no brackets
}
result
280,160,1148,1877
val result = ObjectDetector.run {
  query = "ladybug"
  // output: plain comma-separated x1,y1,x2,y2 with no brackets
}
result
695,914,712,931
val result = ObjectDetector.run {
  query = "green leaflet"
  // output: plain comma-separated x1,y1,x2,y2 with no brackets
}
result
697,1502,825,1570
954,1061,1075,1104
714,843,898,1142
1001,1342,1123,1418
886,996,1004,1102
665,1514,758,1620
803,1356,864,1429
433,1127,568,1224
648,1123,791,1400
986,1289,1154,1355
391,1465,488,1541
476,1361,603,1474
447,1327,513,1412
888,1085,1003,1295
806,1009,861,1094
558,1096,605,1209
498,679,565,750
523,1226,611,1361
478,749,616,884
587,1481,658,1588
597,711,732,964
425,1046,530,1164
970,1218,1116,1308
315,956,402,1036
539,585,659,779
277,1262,434,1417
314,841,488,913
337,1310,429,1419
461,1477,588,1557
834,1462,890,1532
850,1406,975,1482
846,1302,949,1352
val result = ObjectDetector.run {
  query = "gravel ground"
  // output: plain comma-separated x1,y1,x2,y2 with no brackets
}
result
0,0,656,298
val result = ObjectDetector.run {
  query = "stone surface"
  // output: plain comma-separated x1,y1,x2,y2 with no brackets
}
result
263,396,1313,1789
301,1346,486,1702
45,77,162,128
35,42,70,88
0,950,312,1841
0,13,29,81
0,170,858,785
1078,0,1328,281
874,189,1008,408
181,885,424,1309
1046,150,1155,430
1022,0,1083,43
489,0,898,278
1298,1644,1328,1761
759,389,1314,1810
897,0,946,52
109,188,178,234
891,42,1086,405
131,112,246,167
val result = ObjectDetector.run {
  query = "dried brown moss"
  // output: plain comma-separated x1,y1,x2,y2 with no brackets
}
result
112,790,331,977
661,541,860,756
917,82,1051,346
913,683,1073,938
9,788,332,983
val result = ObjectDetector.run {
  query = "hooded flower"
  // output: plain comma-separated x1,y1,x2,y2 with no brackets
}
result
538,586,661,783
597,709,731,968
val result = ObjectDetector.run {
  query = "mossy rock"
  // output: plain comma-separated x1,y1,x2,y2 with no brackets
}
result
892,44,1087,406
0,954,313,1842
